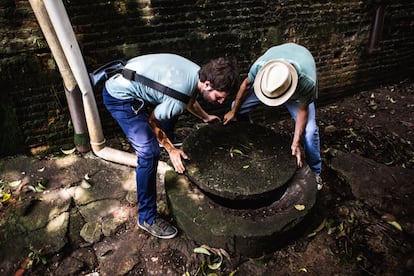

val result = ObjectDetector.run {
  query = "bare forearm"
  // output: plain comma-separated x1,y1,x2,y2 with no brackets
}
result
290,105,308,168
187,100,209,121
232,77,251,112
149,112,188,173
148,112,174,152
223,77,251,125
292,106,309,146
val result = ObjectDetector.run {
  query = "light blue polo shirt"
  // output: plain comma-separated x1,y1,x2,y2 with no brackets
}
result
105,53,199,121
248,43,317,106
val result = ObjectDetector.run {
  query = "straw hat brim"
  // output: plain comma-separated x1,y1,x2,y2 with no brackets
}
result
254,59,298,106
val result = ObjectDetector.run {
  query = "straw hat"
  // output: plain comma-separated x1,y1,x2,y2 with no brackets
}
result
254,59,298,106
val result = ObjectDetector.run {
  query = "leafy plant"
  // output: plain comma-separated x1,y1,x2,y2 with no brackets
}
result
229,147,248,158
192,245,236,275
28,248,47,267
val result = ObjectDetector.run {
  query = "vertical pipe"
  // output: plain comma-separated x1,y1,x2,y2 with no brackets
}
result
368,0,386,54
28,0,75,90
28,0,90,152
33,0,137,166
42,0,105,150
65,85,90,152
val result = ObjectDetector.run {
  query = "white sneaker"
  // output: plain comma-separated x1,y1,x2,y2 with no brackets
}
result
315,175,323,190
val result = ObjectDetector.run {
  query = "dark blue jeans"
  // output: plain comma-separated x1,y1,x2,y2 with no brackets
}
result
102,87,160,225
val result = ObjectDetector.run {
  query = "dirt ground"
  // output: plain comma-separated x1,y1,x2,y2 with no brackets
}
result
1,78,413,275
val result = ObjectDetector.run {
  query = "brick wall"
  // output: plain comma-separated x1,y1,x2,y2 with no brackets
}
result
0,0,413,155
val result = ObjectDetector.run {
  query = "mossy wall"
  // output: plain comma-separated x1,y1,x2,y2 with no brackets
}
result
0,0,413,155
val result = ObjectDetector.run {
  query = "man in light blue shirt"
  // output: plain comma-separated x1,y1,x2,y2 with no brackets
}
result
223,43,322,190
103,53,239,239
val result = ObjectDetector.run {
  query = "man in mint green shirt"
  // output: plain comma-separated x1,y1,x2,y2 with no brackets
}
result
223,43,322,189
103,53,239,239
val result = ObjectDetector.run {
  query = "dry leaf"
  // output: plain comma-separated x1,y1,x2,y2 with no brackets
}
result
1,193,11,202
8,180,22,187
387,221,403,231
80,179,92,189
193,247,211,255
61,147,76,155
295,204,305,211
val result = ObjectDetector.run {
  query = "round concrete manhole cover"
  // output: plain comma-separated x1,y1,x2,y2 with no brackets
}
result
182,122,297,202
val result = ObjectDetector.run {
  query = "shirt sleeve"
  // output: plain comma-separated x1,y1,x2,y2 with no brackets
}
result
293,73,316,106
153,98,186,122
247,59,267,82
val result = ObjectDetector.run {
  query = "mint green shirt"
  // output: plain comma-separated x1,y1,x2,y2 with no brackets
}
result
248,43,317,106
105,53,199,121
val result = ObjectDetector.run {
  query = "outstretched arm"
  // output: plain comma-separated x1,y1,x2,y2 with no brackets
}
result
148,112,188,173
223,77,251,125
291,105,309,168
187,99,221,123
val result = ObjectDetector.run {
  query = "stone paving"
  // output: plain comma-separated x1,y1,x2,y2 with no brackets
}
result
0,153,172,275
1,149,413,274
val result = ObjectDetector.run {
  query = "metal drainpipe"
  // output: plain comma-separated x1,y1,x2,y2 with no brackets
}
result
64,85,90,153
29,0,90,153
33,0,137,167
368,0,386,54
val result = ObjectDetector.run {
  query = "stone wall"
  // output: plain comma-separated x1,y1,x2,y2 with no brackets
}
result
1,0,413,155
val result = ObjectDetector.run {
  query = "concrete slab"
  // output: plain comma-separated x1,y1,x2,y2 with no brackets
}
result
165,165,317,257
182,123,296,201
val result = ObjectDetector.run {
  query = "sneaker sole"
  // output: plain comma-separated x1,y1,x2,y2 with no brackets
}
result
138,223,178,239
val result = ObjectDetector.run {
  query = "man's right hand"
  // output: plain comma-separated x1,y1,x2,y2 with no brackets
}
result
223,109,236,125
223,77,251,125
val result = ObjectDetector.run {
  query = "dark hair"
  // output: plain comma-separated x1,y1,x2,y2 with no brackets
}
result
199,57,240,95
